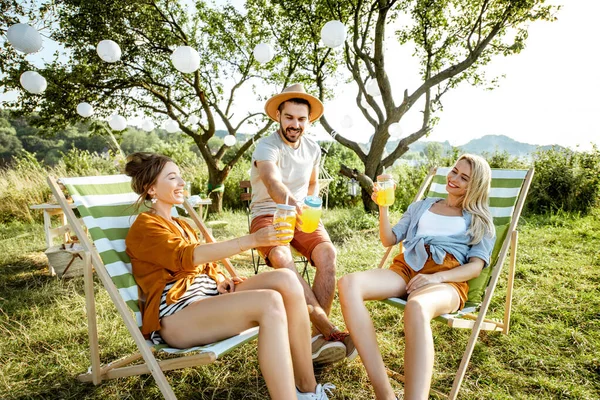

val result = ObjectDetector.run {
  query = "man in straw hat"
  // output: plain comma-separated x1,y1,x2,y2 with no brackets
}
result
249,83,356,366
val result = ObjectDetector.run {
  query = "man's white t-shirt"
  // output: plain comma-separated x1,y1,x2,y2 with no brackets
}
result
250,131,321,219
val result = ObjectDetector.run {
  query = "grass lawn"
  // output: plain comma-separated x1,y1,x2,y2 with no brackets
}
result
1,208,599,399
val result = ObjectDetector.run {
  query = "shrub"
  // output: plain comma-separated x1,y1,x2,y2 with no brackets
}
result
526,146,600,215
483,150,531,169
222,159,251,211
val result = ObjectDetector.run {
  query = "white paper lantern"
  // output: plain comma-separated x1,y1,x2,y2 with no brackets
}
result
321,20,346,48
97,40,122,63
141,120,155,132
7,23,43,54
187,115,200,125
165,120,179,133
340,115,353,129
171,46,200,73
108,115,127,131
389,122,403,138
253,43,274,64
223,135,237,146
20,71,47,94
76,102,94,118
366,78,381,97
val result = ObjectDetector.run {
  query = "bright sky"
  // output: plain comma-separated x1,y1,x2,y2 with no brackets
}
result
2,0,598,150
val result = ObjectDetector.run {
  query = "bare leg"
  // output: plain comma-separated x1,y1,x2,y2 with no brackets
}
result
159,288,295,400
403,284,460,400
268,246,336,337
338,269,408,400
235,269,317,393
310,242,337,319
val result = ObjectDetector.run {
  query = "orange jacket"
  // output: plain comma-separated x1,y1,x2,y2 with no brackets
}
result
125,212,224,338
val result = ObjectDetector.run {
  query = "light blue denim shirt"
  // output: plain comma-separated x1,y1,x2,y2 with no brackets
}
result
391,197,495,272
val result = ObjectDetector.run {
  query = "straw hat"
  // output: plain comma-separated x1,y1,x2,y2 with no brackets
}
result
264,83,324,123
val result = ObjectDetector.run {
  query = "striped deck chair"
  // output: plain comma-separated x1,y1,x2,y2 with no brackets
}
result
47,175,258,400
377,167,534,399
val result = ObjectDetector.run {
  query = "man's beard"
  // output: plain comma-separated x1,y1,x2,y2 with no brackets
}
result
279,124,303,143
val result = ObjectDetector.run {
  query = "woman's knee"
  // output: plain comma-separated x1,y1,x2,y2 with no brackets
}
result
404,297,432,323
256,289,287,322
272,268,303,297
337,273,362,302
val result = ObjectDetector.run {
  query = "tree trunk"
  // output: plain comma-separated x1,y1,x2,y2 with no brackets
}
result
339,164,378,212
206,165,227,214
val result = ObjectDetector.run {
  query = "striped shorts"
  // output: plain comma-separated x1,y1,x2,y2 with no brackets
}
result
150,274,219,345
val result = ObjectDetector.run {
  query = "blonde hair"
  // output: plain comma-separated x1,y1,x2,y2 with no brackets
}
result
454,154,495,244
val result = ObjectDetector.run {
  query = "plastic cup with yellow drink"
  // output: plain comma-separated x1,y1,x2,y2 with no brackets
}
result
299,196,322,233
374,174,395,206
273,204,296,243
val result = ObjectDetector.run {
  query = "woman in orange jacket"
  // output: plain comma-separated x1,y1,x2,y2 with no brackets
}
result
125,152,333,400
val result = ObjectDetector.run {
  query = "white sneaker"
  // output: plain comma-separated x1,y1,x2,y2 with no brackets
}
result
296,383,336,400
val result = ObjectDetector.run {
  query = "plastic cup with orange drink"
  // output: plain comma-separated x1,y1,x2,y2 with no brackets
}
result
273,204,296,243
299,196,322,233
375,174,395,206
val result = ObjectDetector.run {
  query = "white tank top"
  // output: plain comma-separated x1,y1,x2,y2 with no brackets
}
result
416,209,467,237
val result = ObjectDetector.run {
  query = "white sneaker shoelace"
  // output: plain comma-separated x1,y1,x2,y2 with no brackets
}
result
316,382,336,399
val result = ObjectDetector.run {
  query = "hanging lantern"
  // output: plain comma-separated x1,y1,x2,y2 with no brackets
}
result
76,102,94,118
187,115,200,125
108,115,127,131
340,115,353,129
321,20,346,48
20,71,47,94
96,40,122,63
253,43,274,64
389,122,403,138
223,135,237,146
141,120,155,132
347,179,359,197
165,120,179,133
171,46,200,73
366,78,381,97
7,23,43,54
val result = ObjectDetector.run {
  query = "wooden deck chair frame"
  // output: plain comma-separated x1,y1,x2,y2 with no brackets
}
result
377,166,534,399
239,180,312,285
48,175,258,400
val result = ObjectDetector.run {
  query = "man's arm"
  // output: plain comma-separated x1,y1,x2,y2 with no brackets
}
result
256,160,297,206
307,166,319,196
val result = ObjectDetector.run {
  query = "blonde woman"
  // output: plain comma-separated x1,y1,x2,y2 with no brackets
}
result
338,154,496,400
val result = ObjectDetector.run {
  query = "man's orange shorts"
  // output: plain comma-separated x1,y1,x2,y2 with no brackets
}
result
250,214,332,266
389,249,469,310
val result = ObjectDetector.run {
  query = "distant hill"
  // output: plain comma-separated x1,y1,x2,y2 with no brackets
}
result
390,134,562,159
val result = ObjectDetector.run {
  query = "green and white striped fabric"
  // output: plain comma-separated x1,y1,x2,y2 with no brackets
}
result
383,168,528,314
61,175,258,355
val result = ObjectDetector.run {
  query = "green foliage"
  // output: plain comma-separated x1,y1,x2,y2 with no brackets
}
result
119,129,161,155
58,148,120,176
483,150,530,169
526,146,600,215
222,159,252,211
389,162,429,212
151,139,199,168
322,142,364,209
